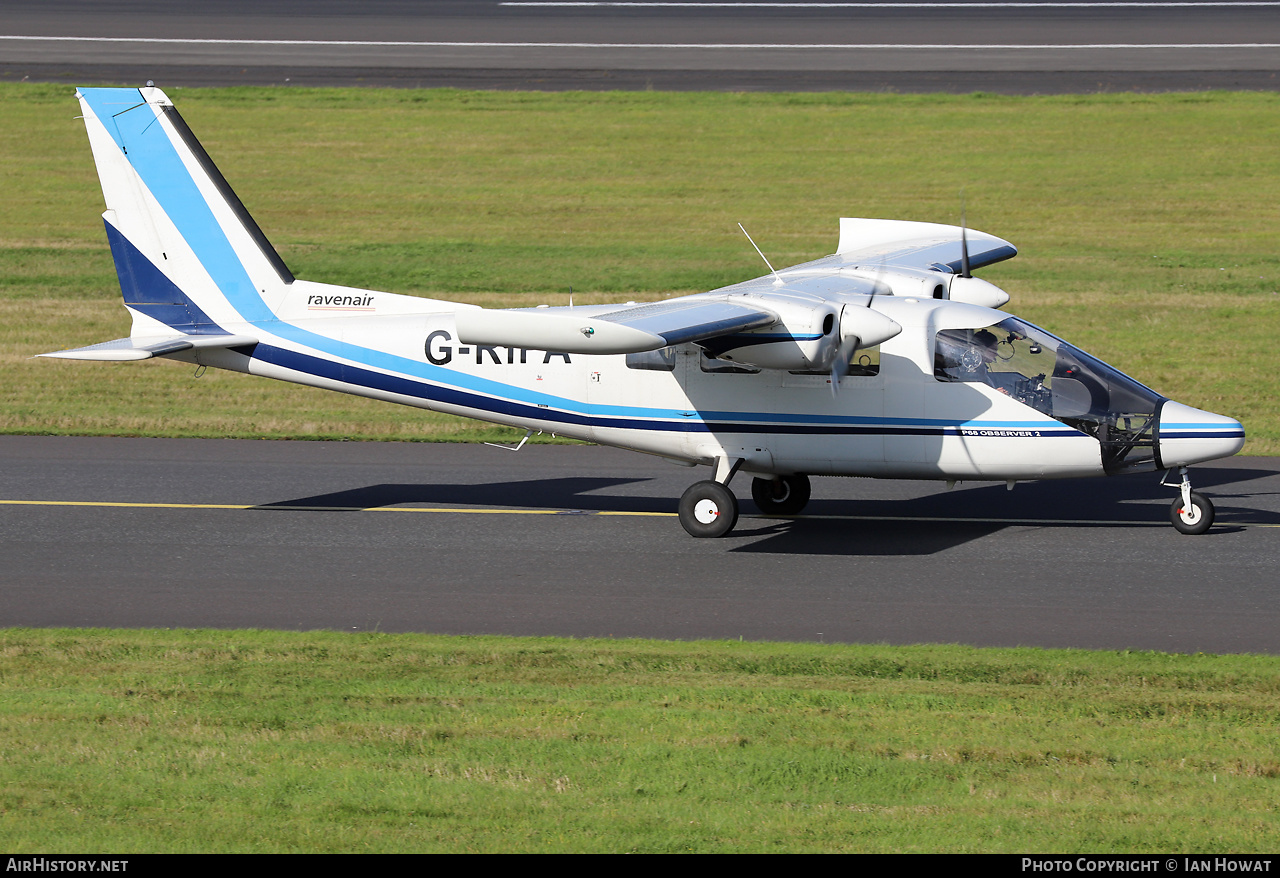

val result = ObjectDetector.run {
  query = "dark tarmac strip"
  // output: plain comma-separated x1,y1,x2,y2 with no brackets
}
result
2,0,1278,92
1,436,1276,654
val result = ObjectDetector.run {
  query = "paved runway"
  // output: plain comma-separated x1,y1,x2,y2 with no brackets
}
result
1,436,1276,653
2,0,1277,91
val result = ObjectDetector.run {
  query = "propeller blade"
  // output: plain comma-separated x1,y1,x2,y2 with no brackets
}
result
830,331,860,397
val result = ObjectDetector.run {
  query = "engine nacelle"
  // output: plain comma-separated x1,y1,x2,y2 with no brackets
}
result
700,298,836,370
947,275,1010,309
700,300,901,371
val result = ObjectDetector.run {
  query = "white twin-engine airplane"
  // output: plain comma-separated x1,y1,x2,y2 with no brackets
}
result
45,85,1245,538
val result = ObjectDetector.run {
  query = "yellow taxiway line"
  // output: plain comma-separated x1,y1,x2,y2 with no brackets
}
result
2,498,1277,527
0,499,673,516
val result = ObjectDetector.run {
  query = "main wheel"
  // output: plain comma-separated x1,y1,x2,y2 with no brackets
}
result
678,480,739,538
751,474,812,516
1170,491,1214,535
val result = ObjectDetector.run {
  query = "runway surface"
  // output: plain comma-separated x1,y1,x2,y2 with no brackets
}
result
2,0,1278,91
1,436,1276,653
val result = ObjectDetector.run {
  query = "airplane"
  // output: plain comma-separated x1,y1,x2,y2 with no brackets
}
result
43,85,1245,538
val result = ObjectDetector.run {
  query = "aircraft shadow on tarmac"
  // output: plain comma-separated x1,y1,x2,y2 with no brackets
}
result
253,477,672,514
252,466,1278,557
731,465,1278,555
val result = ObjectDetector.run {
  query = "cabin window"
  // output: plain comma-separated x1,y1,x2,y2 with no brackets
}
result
625,347,677,372
788,344,880,377
935,327,1007,385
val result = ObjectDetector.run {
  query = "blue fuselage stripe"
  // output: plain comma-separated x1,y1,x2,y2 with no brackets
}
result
255,343,1084,438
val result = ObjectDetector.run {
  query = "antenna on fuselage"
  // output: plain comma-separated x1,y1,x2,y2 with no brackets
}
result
738,223,784,286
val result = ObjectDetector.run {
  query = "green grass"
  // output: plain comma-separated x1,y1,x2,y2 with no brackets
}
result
3,85,1278,448
1,629,1278,852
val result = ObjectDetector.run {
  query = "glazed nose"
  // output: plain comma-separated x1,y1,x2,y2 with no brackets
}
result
1158,400,1245,468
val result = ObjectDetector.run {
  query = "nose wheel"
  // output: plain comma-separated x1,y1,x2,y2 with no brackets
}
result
1167,467,1215,535
1171,490,1214,535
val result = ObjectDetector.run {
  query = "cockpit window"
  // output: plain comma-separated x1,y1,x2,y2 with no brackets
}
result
935,318,1166,473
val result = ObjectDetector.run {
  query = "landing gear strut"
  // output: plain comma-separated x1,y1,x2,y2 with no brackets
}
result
1167,466,1215,535
751,474,811,516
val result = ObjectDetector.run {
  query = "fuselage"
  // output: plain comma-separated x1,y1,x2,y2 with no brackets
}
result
180,282,1244,483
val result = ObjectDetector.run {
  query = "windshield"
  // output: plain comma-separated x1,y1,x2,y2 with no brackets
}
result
935,317,1166,473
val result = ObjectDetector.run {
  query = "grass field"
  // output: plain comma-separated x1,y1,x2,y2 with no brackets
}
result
2,84,1277,449
2,629,1278,853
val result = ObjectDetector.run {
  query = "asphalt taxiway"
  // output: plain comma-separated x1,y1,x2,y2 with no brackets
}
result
2,0,1278,91
2,436,1276,653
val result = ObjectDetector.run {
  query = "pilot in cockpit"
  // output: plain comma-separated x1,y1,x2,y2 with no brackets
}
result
935,328,1000,386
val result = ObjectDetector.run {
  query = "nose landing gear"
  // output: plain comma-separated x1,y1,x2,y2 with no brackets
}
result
1167,467,1215,535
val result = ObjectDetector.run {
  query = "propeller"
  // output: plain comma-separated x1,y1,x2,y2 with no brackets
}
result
828,297,901,397
828,307,861,397
948,196,1013,308
831,258,892,396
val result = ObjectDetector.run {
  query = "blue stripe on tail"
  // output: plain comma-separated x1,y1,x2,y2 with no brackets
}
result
104,220,226,334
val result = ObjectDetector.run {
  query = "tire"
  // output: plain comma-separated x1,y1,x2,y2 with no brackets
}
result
678,480,740,538
751,474,812,516
1170,491,1214,535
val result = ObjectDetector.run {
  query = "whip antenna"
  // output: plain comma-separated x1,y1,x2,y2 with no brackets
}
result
738,223,784,286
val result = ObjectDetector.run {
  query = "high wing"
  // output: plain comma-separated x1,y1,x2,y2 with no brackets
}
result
455,298,776,355
834,218,1017,273
455,217,1013,359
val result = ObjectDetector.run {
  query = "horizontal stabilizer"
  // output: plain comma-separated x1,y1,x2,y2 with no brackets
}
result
38,334,257,362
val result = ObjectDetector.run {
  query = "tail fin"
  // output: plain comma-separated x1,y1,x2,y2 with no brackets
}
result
76,85,293,337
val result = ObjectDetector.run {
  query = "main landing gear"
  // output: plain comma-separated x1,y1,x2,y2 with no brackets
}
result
751,474,812,516
678,480,739,538
1167,466,1215,535
677,465,812,538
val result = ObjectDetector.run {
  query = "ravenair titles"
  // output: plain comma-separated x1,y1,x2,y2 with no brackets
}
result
306,293,375,309
425,329,571,366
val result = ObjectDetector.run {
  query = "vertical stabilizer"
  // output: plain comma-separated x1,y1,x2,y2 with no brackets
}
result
77,86,293,336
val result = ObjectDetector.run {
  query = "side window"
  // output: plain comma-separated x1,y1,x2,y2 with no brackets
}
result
788,345,880,377
625,347,677,372
935,328,997,382
846,345,880,377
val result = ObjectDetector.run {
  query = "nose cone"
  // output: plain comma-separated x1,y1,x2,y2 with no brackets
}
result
1159,400,1245,467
